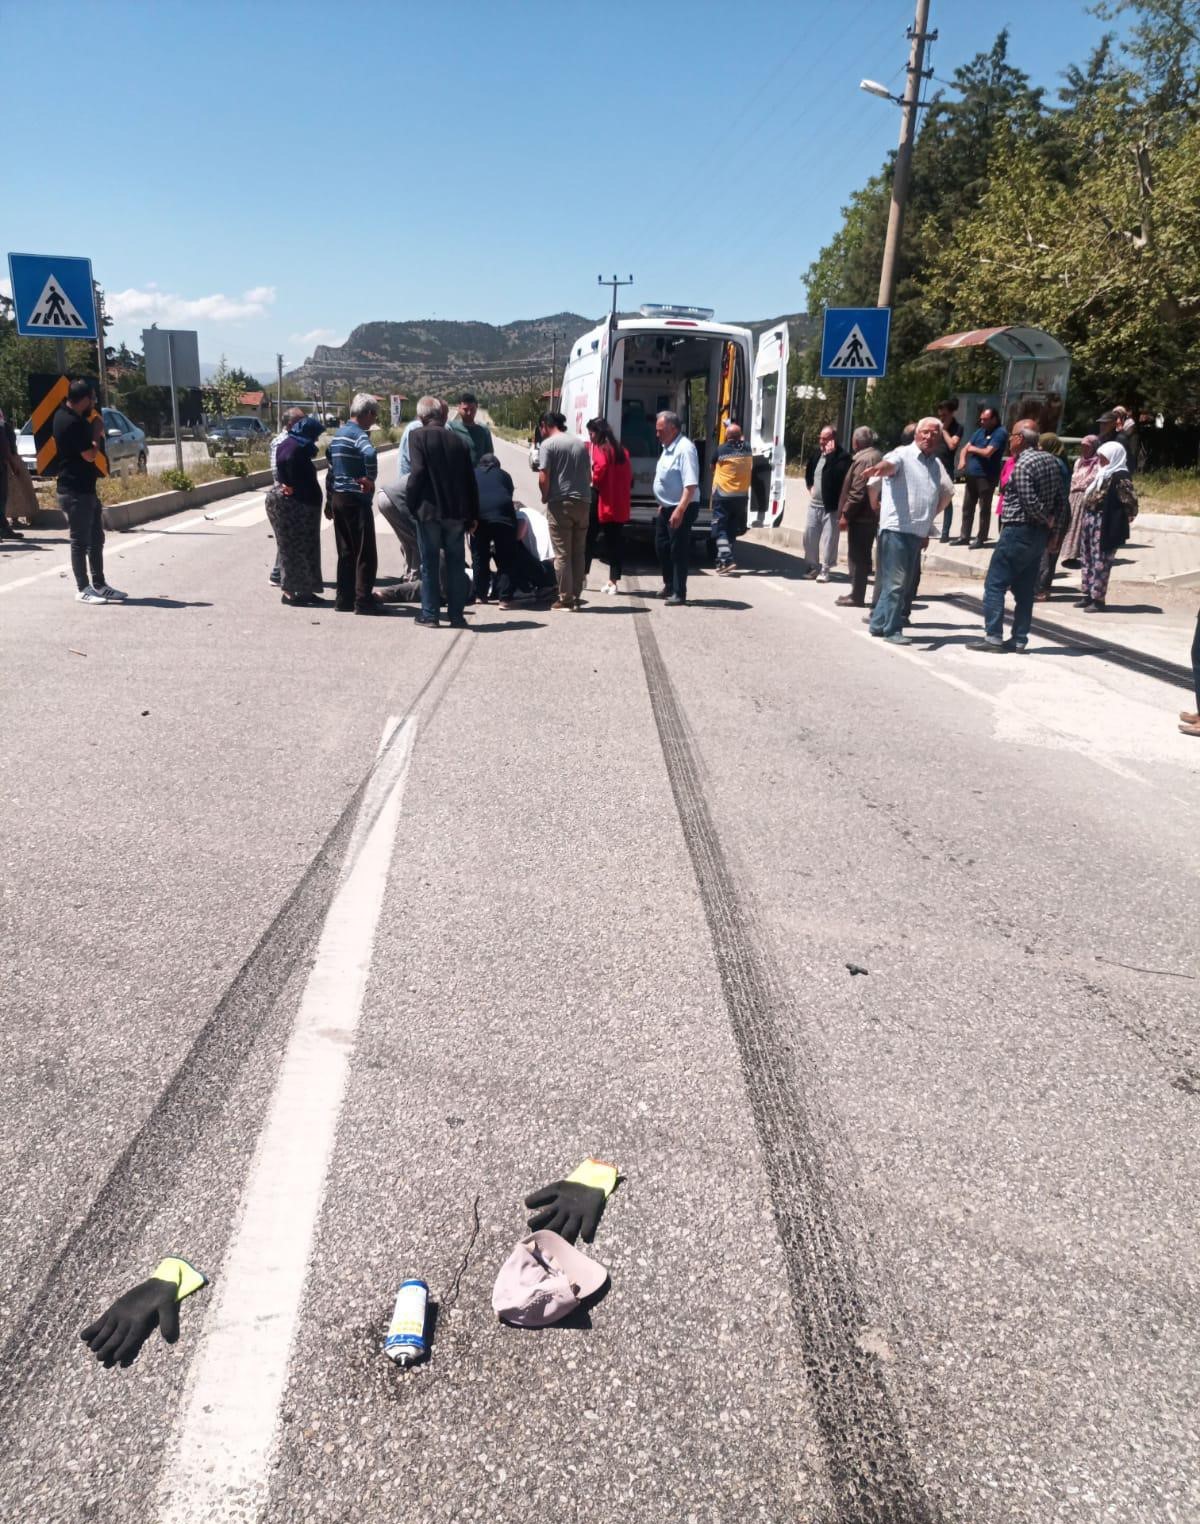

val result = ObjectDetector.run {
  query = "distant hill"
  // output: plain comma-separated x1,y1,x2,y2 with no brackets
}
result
285,309,816,399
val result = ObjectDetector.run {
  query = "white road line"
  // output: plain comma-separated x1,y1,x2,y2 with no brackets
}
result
154,715,416,1524
0,493,267,597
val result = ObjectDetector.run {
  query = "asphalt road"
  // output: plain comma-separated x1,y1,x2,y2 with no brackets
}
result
1,437,1197,1524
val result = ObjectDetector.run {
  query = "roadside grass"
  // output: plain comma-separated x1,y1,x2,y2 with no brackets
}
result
491,423,532,444
1136,469,1200,514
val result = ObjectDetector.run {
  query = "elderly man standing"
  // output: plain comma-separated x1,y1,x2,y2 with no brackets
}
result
968,422,1065,655
835,425,882,607
865,417,952,645
407,394,479,629
329,393,380,614
653,409,701,605
538,410,593,610
803,425,852,582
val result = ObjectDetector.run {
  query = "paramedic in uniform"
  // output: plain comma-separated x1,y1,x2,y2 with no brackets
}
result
653,410,700,604
710,421,751,574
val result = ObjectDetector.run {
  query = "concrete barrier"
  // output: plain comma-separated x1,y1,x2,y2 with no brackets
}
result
34,448,398,533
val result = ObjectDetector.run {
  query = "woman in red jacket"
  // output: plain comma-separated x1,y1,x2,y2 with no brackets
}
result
586,416,632,595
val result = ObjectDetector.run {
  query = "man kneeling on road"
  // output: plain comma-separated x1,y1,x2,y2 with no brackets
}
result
968,421,1065,655
865,417,951,645
53,379,127,604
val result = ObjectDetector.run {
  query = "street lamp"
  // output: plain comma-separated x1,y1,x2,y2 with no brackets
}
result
859,79,901,103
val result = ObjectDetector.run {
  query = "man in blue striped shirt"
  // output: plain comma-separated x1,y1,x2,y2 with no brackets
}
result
329,394,381,614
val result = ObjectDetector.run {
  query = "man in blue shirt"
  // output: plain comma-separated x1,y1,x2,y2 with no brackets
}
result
652,410,700,605
328,393,381,614
952,406,1007,549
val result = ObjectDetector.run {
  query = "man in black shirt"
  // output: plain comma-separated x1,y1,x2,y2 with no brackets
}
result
52,380,125,603
934,398,963,542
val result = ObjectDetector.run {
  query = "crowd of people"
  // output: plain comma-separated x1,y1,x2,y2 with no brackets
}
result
802,401,1198,735
15,376,1198,738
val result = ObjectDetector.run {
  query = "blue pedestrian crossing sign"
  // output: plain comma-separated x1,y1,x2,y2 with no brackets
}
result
819,306,891,379
7,252,98,340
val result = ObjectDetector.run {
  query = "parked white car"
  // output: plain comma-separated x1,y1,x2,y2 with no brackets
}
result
17,406,147,479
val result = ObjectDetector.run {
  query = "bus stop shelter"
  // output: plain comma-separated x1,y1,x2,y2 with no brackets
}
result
923,326,1071,438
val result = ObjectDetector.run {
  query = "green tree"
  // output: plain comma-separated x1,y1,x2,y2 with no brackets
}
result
203,356,244,420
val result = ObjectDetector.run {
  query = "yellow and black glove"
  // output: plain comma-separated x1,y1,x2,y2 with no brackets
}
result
80,1256,208,1369
525,1159,618,1244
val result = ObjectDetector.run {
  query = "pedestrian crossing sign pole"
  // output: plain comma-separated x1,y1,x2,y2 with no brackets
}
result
819,305,892,444
819,307,891,380
7,253,99,340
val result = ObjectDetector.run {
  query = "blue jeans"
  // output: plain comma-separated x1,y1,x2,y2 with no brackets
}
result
711,493,747,565
868,530,923,637
417,518,468,621
983,523,1048,646
655,501,699,598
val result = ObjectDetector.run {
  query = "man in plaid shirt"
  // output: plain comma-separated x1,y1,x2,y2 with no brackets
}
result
969,420,1066,654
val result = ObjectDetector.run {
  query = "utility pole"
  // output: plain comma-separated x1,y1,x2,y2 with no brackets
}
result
597,273,634,322
276,353,284,431
94,281,109,405
548,329,566,413
876,0,935,312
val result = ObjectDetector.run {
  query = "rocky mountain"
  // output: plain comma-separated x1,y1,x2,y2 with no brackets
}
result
286,309,815,399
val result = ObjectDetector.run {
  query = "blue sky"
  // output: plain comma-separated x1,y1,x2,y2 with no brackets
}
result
2,0,1126,378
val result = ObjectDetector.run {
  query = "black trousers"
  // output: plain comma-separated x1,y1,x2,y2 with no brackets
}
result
472,518,520,600
59,489,106,591
846,519,876,604
960,477,996,542
1192,613,1200,711
330,493,378,609
655,502,699,598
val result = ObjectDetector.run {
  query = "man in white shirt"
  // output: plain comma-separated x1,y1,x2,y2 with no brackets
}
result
652,410,701,605
865,417,953,645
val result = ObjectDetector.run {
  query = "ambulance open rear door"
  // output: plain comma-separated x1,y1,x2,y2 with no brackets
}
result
750,323,789,529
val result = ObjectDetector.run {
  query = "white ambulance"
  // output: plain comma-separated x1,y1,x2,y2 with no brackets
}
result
557,305,789,533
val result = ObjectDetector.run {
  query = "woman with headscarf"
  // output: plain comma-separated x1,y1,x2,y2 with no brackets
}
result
1059,435,1100,568
1076,441,1136,613
1035,432,1073,599
267,415,325,605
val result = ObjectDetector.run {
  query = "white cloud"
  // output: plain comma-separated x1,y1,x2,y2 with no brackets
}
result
0,276,11,300
105,284,277,325
289,327,344,348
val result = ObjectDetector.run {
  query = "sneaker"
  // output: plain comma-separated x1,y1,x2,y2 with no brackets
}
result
664,594,686,607
1013,642,1028,653
815,570,830,583
1072,597,1094,609
602,581,618,595
966,639,1009,654
497,600,516,610
835,595,863,606
883,631,911,645
413,614,439,627
551,600,572,611
76,586,108,604
1082,599,1106,612
354,601,383,615
96,584,127,601
269,572,282,586
448,616,469,628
